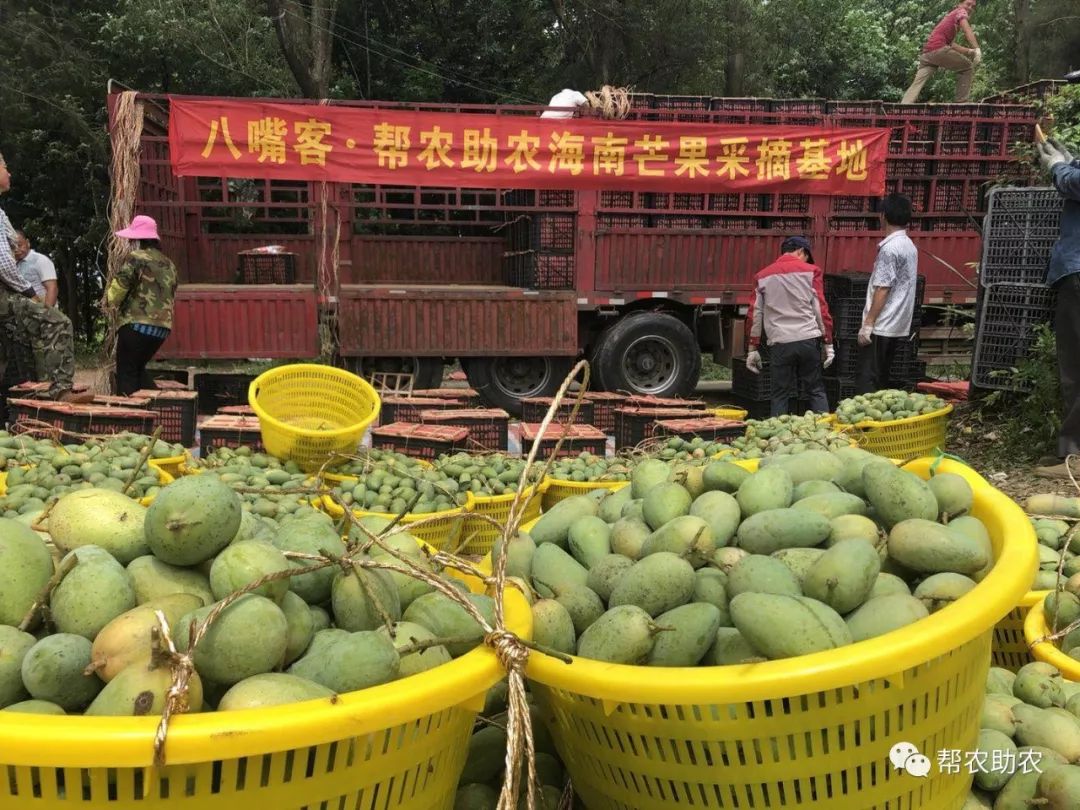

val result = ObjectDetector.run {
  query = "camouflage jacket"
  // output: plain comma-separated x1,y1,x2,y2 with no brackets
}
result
107,248,178,329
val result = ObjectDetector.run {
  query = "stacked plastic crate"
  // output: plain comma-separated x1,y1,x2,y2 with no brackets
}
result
823,272,927,406
970,187,1061,392
502,189,577,289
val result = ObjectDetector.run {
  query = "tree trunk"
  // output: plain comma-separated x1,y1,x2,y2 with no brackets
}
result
1013,0,1031,84
266,0,338,98
723,0,749,96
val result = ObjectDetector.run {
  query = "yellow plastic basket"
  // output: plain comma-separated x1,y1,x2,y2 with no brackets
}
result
319,495,469,551
0,573,531,809
248,364,381,472
148,452,193,479
995,590,1049,670
541,478,629,511
834,404,954,459
710,406,748,421
137,466,174,507
1024,599,1080,679
524,456,1036,810
460,484,545,555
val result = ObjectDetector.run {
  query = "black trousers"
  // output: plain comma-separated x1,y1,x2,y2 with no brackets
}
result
1057,274,1080,458
770,338,829,417
856,335,904,394
116,324,167,396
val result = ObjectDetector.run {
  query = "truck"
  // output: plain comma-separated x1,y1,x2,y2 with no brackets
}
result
112,91,1038,412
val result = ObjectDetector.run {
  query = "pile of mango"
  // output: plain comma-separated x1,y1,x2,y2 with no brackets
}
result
724,413,851,460
965,663,1080,807
834,390,946,425
196,446,319,522
1029,517,1074,591
650,436,733,464
502,450,993,665
1,432,185,519
0,472,499,716
548,453,630,483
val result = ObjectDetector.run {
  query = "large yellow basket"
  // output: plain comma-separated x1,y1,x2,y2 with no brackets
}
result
523,457,1036,810
1024,599,1080,679
248,364,380,472
319,494,469,551
541,478,628,511
994,590,1048,670
460,484,545,555
0,573,531,809
834,404,953,459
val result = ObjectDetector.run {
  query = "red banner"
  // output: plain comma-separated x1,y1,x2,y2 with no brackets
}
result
169,97,889,195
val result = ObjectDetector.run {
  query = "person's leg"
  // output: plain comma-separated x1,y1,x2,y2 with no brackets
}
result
11,296,76,399
901,54,938,104
877,336,901,390
133,332,167,392
115,325,147,396
856,341,878,394
1056,276,1080,459
769,342,797,417
922,46,975,102
796,339,830,413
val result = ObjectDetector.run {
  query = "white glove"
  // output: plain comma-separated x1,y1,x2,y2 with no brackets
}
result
972,48,982,66
746,350,763,374
1051,138,1076,165
1039,140,1068,173
858,324,874,347
823,344,835,369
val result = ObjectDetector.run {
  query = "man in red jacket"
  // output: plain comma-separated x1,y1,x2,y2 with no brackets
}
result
745,236,835,416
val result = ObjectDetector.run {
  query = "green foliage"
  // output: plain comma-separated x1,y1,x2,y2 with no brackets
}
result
982,324,1062,461
1047,86,1080,149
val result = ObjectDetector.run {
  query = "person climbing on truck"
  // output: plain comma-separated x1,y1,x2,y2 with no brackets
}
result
745,236,834,417
901,0,982,103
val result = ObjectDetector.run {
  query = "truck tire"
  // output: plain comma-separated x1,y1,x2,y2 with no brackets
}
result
339,357,444,390
592,311,701,397
462,356,576,416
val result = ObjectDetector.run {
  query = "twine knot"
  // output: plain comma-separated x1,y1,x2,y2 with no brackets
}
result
485,628,529,671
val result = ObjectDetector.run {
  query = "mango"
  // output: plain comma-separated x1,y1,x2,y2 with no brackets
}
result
610,517,651,560
331,563,401,632
127,556,214,606
177,595,288,685
145,473,242,565
89,594,204,682
1013,662,1066,708
402,592,496,656
712,546,749,572
0,625,36,708
647,603,722,666
556,585,605,636
210,540,292,604
993,770,1040,810
869,572,911,599
641,515,716,568
973,728,1017,791
531,543,590,598
887,519,989,575
689,490,741,548
771,548,826,588
642,482,693,530
621,498,645,522
763,450,843,485
832,450,881,499
567,516,612,569
844,594,929,642
218,672,334,710
271,519,347,605
288,630,399,692
598,486,633,523
987,666,1017,696
982,693,1019,736
48,489,149,564
86,657,203,716
50,547,137,640
702,461,750,493
608,552,695,616
793,480,841,501
530,495,599,548
828,514,881,547
692,568,730,623
378,621,451,676
0,518,53,626
576,605,658,664
802,538,881,614
21,633,102,711
926,471,972,516
531,599,576,655
631,459,673,498
727,554,802,598
1014,704,1080,761
1034,763,1080,808
280,591,315,665
704,627,766,665
949,516,994,580
736,508,831,555
1045,591,1080,631
914,573,977,613
459,725,507,785
863,465,938,528
730,593,851,659
736,467,793,518
586,554,635,602
2,699,65,714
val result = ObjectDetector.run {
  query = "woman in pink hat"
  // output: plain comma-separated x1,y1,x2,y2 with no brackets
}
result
106,215,178,395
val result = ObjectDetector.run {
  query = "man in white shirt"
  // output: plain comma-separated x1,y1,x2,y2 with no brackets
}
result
857,194,919,393
13,231,58,307
540,89,589,119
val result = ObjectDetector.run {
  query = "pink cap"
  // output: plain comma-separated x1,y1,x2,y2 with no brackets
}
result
114,215,159,241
